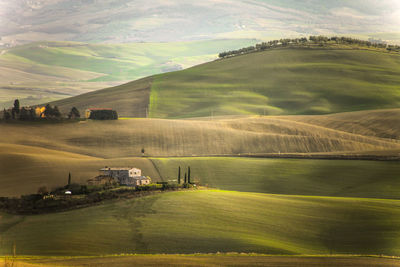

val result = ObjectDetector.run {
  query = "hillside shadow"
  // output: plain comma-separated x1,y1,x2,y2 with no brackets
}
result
321,206,399,255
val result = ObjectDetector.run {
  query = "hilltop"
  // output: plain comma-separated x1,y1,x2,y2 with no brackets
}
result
49,45,400,118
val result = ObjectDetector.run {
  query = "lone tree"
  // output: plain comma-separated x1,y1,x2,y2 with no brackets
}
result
141,148,145,156
68,172,71,186
178,166,181,184
13,99,20,113
11,99,20,119
188,166,191,184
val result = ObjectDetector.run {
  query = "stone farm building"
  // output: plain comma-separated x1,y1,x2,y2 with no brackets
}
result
85,108,118,120
88,167,151,186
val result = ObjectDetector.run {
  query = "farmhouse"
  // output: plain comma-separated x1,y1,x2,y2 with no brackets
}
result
87,175,117,186
88,167,151,186
85,108,118,120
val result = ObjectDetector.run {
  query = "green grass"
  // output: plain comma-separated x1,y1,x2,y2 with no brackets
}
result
7,40,258,82
0,143,162,197
50,77,152,117
1,111,399,197
43,46,400,118
152,157,400,199
0,39,257,109
2,190,400,256
148,48,400,118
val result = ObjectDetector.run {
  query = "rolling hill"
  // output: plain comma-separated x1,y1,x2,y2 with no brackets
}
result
50,47,400,118
152,157,400,199
2,42,400,262
0,109,399,197
0,39,257,109
1,110,399,159
149,48,400,118
2,0,400,46
2,190,400,256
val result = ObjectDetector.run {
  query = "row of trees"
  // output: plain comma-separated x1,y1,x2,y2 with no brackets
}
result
218,36,400,58
2,99,80,121
177,166,193,184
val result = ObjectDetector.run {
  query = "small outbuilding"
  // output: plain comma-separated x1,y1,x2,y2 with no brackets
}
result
85,108,118,120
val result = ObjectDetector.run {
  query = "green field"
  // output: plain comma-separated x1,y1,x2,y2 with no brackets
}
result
48,47,400,118
0,39,257,109
149,48,400,118
2,190,400,256
152,157,400,199
2,46,400,260
0,110,399,197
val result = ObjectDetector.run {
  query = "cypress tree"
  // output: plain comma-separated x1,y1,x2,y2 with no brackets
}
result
13,99,20,114
184,173,187,184
178,166,181,184
68,172,71,186
188,166,191,184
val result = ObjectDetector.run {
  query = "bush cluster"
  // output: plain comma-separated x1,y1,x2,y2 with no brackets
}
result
0,182,191,215
1,99,81,122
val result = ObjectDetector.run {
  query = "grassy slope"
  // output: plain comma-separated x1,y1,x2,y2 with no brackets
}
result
0,143,161,197
6,40,258,82
149,48,400,118
290,109,400,140
50,77,152,116
0,39,257,109
1,111,399,158
11,255,400,267
152,157,400,199
0,110,399,196
1,190,400,256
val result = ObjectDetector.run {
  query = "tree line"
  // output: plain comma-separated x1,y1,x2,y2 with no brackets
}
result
0,172,192,215
218,36,400,59
2,99,80,121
